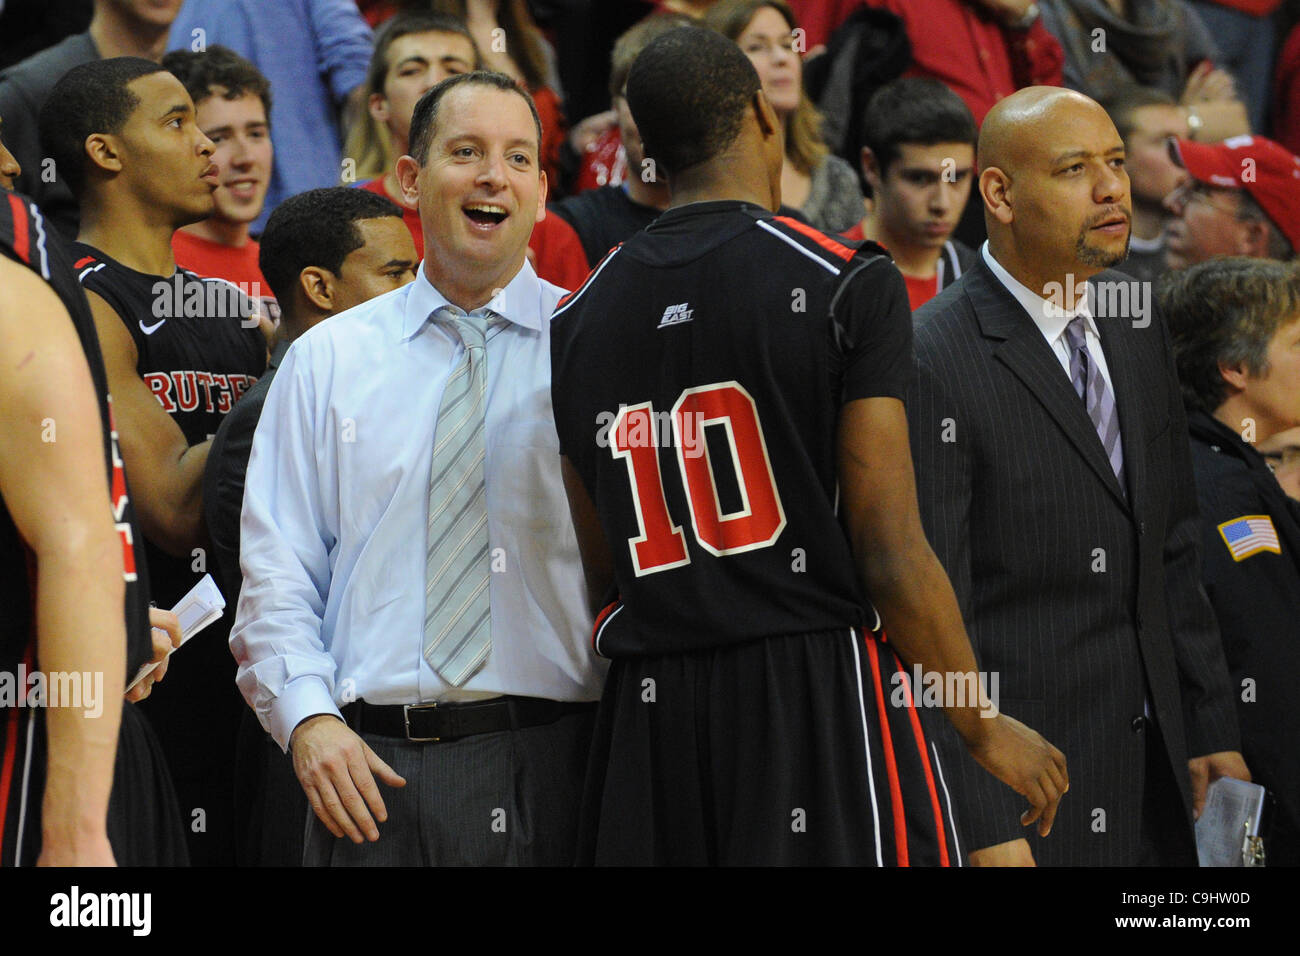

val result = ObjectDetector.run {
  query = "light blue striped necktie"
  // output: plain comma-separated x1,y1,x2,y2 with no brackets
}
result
423,306,492,686
1064,315,1125,493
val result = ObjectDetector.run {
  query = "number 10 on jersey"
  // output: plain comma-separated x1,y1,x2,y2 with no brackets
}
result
609,381,786,576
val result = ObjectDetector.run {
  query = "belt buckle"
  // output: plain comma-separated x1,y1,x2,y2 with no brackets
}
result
403,702,440,742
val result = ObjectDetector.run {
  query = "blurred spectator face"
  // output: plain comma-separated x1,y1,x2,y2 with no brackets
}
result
0,116,20,190
408,84,544,278
1124,105,1188,206
1003,98,1131,277
1163,181,1256,269
613,94,646,169
328,216,419,313
736,6,801,117
371,31,477,150
869,142,974,250
114,72,217,223
108,0,185,29
195,89,272,227
1231,313,1300,438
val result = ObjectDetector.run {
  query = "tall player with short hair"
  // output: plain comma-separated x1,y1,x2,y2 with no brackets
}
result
39,56,266,866
552,27,1068,865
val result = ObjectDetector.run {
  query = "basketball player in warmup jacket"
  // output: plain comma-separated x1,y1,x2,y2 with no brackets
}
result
551,27,1069,865
39,57,266,865
0,187,188,866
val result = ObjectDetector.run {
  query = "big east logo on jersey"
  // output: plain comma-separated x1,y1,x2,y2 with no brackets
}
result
144,370,256,415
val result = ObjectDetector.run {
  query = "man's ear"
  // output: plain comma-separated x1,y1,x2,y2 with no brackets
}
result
753,88,780,140
535,169,548,223
368,91,389,126
1239,218,1270,258
860,146,882,192
298,266,335,312
395,154,421,209
84,133,123,176
980,166,1013,225
1217,358,1251,395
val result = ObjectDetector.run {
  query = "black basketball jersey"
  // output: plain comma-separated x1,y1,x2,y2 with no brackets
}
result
551,200,913,657
70,242,265,606
0,192,153,678
69,243,265,446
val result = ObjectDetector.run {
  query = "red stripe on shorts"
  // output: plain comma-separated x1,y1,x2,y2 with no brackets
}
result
865,634,908,866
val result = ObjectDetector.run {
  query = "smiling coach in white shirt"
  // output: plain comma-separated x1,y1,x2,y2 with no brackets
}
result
231,71,605,866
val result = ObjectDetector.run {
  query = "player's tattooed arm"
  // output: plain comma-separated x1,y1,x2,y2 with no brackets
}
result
87,289,211,556
837,395,1068,839
0,260,125,865
561,455,615,618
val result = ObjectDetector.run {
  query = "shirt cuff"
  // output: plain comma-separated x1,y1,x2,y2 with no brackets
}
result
270,677,343,753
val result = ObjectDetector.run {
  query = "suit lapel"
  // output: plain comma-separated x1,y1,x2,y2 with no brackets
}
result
1094,306,1145,518
965,259,1130,511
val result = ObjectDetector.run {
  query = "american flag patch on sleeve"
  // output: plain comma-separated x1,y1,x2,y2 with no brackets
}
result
1217,515,1281,562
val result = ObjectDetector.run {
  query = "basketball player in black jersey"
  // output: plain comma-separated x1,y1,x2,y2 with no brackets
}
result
39,57,266,865
551,27,1068,865
0,185,188,865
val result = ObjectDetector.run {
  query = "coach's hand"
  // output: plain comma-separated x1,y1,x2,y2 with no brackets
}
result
969,838,1035,867
290,714,407,843
967,712,1069,837
1189,751,1251,820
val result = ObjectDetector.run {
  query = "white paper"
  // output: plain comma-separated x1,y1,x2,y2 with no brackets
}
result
1195,776,1268,867
126,574,226,692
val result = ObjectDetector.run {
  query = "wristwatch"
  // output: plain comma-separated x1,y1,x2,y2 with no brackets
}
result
1007,2,1041,29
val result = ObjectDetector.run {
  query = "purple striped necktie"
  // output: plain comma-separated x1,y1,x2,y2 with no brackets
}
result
1064,315,1125,491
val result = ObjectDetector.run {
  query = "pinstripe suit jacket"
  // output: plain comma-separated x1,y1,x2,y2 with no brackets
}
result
906,256,1239,866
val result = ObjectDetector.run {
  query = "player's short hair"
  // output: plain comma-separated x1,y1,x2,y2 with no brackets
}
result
609,12,692,101
258,187,404,307
1159,257,1300,413
625,26,761,179
160,45,273,120
407,70,542,167
1101,85,1177,146
862,77,977,177
39,57,166,199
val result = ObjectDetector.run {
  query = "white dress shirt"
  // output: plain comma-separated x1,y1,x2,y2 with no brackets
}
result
981,242,1115,394
231,260,606,751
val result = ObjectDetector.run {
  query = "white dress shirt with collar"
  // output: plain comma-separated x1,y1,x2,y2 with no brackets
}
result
981,241,1115,393
231,259,606,751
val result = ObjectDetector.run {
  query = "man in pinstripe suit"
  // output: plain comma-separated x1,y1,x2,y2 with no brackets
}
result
907,87,1249,866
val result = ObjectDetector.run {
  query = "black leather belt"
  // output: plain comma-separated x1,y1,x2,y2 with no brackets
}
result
342,696,594,743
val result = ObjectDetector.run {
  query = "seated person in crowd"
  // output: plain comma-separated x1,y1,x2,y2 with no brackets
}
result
205,186,417,867
1160,256,1300,867
550,13,683,267
844,77,978,311
1039,0,1251,140
163,45,278,320
1102,85,1189,284
1164,135,1300,271
351,12,588,288
704,0,865,234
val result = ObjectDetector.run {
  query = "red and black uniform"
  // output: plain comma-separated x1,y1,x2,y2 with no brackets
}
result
0,192,186,865
71,241,265,866
551,200,960,865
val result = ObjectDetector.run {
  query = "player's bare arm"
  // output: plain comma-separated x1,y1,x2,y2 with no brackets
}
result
0,259,126,866
837,396,1069,837
561,455,615,617
86,288,211,555
289,714,406,844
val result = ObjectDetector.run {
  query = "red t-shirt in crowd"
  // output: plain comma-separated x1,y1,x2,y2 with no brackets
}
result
357,176,591,291
840,220,940,310
172,228,267,294
863,0,1063,124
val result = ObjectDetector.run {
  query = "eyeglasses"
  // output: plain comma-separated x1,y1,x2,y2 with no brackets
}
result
1166,180,1242,217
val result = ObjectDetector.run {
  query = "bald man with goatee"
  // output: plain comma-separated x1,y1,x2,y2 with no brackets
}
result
906,87,1248,867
